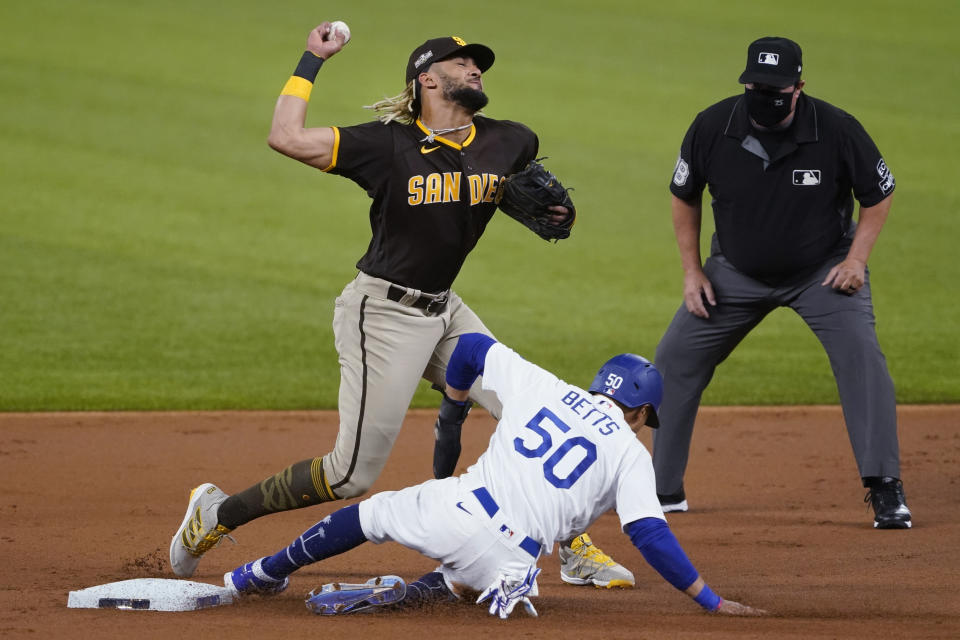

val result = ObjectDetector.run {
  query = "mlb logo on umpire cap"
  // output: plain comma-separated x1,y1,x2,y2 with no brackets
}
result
739,36,802,87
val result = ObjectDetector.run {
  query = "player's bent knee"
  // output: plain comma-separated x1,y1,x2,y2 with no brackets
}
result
323,453,386,499
331,481,373,500
322,464,375,499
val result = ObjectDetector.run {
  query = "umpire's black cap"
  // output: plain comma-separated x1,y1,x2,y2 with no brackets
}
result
405,36,495,84
738,36,803,87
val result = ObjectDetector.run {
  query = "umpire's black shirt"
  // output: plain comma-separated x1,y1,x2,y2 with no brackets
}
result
670,93,895,281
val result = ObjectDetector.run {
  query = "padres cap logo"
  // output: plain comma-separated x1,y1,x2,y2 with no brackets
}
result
406,37,496,83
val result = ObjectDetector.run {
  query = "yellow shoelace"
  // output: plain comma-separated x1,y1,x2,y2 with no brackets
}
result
574,536,615,566
182,514,233,556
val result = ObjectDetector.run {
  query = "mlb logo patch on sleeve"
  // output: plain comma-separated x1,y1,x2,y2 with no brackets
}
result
673,157,689,186
877,159,895,194
792,170,821,186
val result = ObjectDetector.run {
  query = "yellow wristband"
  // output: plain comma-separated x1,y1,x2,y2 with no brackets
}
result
281,75,313,102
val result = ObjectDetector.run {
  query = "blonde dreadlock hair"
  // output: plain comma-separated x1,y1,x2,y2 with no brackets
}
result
364,81,418,125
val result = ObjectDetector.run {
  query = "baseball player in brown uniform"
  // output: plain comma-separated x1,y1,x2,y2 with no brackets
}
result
170,21,634,589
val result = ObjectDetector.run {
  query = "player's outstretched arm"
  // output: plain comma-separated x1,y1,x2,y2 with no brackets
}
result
268,22,348,170
626,518,767,616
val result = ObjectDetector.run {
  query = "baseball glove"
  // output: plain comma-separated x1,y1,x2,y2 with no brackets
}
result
495,158,576,242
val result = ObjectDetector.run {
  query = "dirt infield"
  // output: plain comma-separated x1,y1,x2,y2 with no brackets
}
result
1,406,958,639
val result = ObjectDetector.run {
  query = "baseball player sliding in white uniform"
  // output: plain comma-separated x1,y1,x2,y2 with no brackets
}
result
222,334,765,618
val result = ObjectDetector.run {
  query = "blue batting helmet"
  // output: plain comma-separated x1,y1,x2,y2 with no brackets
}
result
588,354,663,427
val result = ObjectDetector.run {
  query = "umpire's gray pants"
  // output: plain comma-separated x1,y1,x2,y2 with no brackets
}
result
322,272,502,499
652,250,901,496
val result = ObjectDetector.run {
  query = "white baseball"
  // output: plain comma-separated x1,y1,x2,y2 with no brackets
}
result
327,20,351,44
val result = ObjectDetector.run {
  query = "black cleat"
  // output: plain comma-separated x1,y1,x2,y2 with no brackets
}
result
865,478,912,529
657,487,688,513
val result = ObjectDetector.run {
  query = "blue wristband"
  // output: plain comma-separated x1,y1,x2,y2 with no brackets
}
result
694,584,721,611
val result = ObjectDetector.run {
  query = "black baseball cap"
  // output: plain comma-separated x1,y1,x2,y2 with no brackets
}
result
405,36,495,84
738,37,803,87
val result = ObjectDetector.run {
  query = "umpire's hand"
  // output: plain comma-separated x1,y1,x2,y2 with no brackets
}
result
822,257,866,295
683,267,717,318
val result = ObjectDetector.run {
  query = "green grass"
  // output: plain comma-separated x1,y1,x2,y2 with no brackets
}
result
1,0,957,409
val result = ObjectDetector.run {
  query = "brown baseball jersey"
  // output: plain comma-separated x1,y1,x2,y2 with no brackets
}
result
324,116,539,292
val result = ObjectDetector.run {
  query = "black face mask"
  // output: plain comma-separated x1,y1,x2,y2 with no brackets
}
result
744,86,793,127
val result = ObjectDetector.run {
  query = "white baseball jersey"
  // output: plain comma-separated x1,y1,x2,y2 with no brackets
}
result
461,342,666,549
359,342,665,591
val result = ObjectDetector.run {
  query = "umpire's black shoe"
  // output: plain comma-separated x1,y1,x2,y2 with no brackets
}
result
864,477,912,529
657,487,688,513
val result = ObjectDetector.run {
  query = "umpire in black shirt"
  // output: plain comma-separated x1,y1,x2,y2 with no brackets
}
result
654,37,911,529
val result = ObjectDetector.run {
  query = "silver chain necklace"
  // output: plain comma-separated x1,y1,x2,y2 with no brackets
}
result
419,121,472,143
